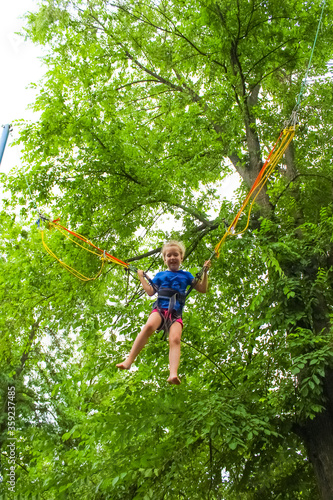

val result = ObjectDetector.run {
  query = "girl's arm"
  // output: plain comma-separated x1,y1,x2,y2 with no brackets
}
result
137,270,155,296
194,260,211,293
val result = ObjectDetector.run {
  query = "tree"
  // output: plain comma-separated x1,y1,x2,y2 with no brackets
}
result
1,0,333,498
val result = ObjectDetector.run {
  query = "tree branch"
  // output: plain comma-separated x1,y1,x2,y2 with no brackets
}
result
170,202,215,226
245,38,298,80
273,173,333,210
114,79,160,91
16,321,40,380
126,247,162,262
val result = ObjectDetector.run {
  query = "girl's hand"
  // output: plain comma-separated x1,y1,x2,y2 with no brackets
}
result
204,260,211,271
137,270,145,278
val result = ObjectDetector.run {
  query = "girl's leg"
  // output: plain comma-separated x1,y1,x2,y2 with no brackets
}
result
167,321,182,385
116,312,161,369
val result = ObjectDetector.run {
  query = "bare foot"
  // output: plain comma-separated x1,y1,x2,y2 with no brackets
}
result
116,361,131,370
167,375,181,385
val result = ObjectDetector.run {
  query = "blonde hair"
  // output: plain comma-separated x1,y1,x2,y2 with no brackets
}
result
162,240,186,259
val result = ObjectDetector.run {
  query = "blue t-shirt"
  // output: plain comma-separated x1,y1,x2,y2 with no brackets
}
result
152,269,194,311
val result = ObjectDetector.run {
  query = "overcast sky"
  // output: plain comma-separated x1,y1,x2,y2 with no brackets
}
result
0,1,45,174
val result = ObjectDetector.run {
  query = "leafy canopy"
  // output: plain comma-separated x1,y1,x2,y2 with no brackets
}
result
1,0,333,499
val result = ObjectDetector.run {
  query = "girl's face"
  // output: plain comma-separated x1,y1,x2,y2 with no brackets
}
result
163,245,183,271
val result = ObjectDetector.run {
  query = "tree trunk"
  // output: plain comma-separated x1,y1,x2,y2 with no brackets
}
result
296,370,333,500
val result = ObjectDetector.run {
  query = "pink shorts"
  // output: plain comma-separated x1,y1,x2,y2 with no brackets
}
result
151,308,183,328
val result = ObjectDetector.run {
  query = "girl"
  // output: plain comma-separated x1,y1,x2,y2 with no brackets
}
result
116,241,210,385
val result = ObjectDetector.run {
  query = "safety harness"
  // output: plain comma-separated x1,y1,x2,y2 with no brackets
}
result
153,288,186,334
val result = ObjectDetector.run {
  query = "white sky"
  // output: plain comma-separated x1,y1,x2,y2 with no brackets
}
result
0,1,45,175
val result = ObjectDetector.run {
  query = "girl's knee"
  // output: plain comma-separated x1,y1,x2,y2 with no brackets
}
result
169,328,182,345
169,336,181,346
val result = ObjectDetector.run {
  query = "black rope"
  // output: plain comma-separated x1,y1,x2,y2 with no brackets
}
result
181,339,236,388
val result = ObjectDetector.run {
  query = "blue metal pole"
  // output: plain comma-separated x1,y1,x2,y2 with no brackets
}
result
0,124,12,165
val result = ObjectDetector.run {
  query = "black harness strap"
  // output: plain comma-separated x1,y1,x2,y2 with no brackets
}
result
185,266,206,299
156,288,186,307
143,271,159,293
153,288,185,336
185,248,216,299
